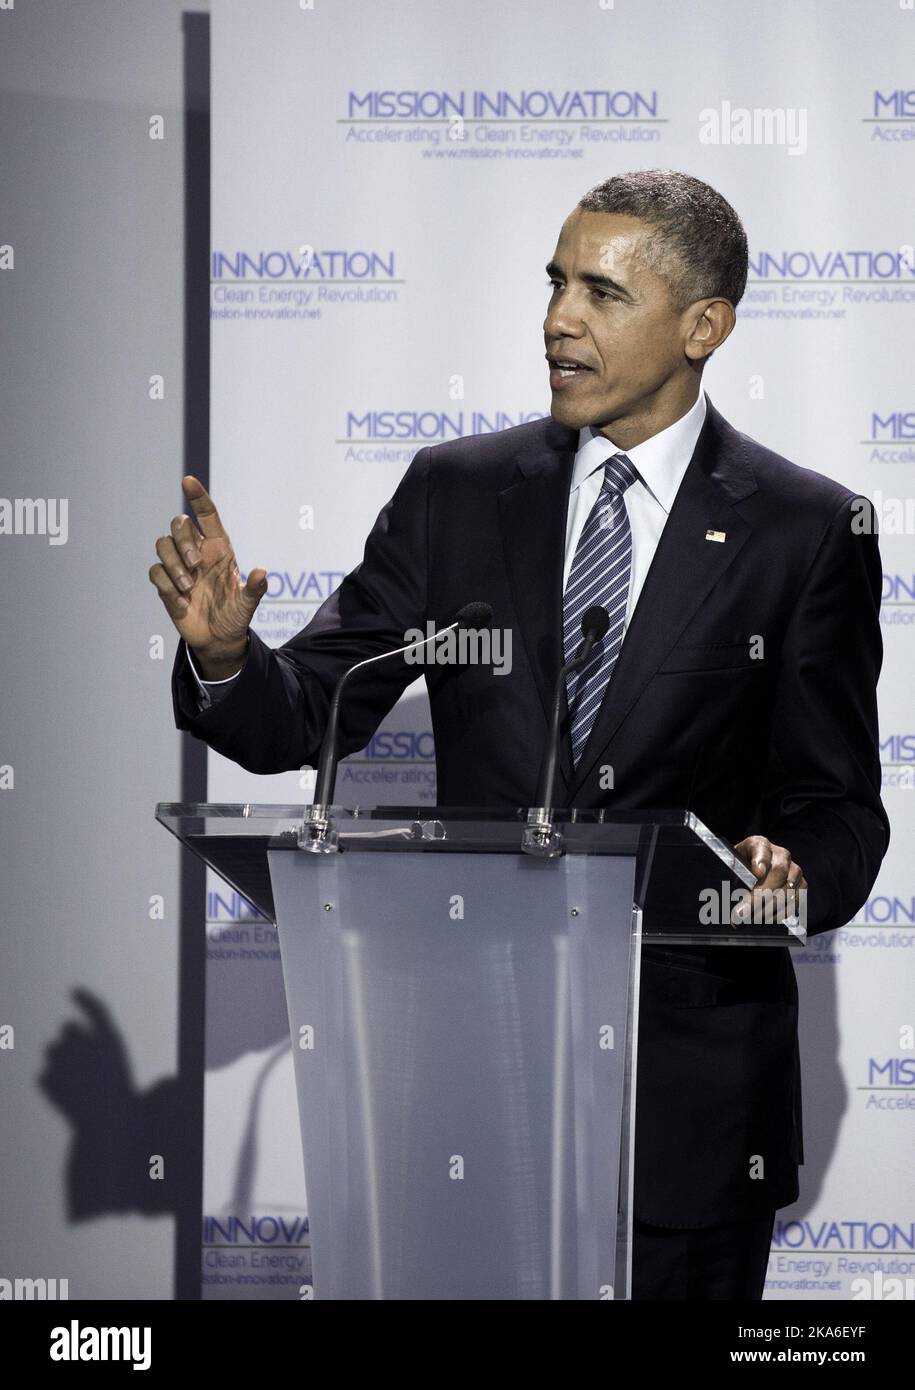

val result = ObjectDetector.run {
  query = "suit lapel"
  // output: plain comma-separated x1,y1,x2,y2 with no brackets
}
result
497,417,578,797
568,400,758,799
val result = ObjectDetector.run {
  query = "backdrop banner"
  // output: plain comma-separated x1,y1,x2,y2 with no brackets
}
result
202,0,914,1300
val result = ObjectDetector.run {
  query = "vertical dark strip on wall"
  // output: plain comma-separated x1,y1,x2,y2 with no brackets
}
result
176,9,210,1301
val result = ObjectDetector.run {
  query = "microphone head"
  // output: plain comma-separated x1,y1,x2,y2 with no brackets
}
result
456,601,492,629
581,605,610,641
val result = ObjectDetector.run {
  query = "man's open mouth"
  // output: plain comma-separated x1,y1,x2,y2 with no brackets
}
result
547,356,595,382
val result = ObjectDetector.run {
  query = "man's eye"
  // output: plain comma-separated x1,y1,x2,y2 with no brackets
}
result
546,279,617,302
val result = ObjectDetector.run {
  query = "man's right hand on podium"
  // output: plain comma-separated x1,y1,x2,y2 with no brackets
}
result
148,475,268,681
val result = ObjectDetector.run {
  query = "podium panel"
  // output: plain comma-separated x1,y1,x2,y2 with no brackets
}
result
269,847,639,1300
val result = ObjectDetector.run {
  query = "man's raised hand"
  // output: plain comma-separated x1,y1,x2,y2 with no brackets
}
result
148,476,268,679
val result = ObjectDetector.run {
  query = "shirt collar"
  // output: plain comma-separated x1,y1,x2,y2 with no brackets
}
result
571,390,709,513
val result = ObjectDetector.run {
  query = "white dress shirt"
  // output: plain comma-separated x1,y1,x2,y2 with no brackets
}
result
563,389,707,638
188,391,708,703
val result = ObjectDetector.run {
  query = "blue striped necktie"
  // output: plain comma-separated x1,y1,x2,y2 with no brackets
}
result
563,452,639,766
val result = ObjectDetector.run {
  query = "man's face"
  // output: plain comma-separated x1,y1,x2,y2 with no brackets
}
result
543,209,693,431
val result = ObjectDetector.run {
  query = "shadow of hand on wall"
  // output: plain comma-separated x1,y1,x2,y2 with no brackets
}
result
37,986,193,1221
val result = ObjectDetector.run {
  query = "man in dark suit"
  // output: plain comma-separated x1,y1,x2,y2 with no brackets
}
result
150,170,888,1299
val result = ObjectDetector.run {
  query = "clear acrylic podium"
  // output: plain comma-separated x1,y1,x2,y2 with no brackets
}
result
157,803,805,1301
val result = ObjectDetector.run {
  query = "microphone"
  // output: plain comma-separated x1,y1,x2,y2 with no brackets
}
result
452,600,492,630
301,601,492,851
524,604,609,856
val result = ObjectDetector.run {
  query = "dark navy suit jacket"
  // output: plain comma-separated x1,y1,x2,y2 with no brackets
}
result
172,397,889,1226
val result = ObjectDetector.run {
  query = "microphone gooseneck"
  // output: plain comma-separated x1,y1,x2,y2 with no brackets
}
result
527,605,610,850
304,602,492,847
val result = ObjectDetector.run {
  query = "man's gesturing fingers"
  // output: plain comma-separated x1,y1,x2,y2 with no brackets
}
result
170,512,202,568
155,534,195,593
182,475,227,540
148,561,189,618
240,566,269,615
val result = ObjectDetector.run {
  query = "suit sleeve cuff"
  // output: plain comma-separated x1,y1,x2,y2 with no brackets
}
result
184,640,247,708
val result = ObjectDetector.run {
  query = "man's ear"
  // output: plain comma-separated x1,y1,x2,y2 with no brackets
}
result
685,297,736,364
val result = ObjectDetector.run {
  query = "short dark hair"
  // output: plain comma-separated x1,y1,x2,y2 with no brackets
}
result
577,169,748,310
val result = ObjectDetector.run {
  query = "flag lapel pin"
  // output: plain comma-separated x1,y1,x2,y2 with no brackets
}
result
705,528,727,543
